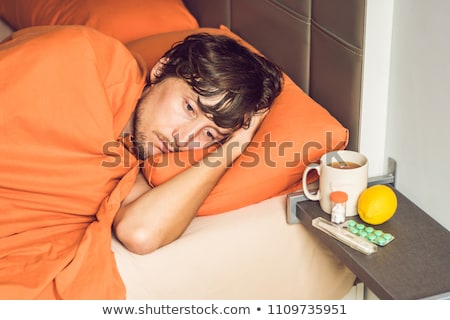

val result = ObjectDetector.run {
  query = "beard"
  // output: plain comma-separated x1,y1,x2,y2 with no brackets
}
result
133,132,148,161
132,103,150,160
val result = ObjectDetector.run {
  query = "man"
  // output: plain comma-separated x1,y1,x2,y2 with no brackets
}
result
114,33,283,254
0,26,282,298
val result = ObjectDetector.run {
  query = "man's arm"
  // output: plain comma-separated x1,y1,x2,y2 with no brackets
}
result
113,114,264,255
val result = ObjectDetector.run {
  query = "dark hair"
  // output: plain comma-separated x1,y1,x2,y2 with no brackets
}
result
151,33,283,130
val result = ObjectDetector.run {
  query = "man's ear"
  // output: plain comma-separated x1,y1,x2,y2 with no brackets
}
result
149,57,168,82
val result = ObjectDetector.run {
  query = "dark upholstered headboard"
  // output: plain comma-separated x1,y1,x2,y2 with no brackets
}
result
183,0,365,151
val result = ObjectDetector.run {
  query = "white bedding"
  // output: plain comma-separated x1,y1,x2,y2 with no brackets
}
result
112,195,355,300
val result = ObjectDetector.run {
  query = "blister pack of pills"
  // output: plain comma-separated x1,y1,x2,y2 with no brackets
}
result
344,220,395,246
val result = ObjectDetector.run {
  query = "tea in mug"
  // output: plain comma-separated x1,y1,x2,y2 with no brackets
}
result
328,161,361,169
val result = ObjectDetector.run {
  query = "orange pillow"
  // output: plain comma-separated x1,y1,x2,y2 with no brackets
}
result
126,26,349,216
0,0,199,43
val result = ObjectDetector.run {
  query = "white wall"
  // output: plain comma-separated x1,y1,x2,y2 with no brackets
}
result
361,0,450,231
359,0,393,178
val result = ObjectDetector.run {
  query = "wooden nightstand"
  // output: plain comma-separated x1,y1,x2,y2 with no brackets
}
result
292,186,450,299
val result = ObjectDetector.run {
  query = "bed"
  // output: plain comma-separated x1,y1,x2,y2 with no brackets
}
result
0,0,365,299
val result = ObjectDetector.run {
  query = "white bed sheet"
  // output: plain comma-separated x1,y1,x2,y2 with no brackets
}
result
112,195,355,300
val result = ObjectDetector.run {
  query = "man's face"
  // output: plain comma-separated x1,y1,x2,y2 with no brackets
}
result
133,77,233,159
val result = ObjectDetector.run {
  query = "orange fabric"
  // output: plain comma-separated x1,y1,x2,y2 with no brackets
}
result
0,0,199,43
127,27,349,216
0,26,146,299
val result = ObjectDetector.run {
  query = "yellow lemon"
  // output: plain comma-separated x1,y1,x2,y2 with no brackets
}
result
357,185,397,225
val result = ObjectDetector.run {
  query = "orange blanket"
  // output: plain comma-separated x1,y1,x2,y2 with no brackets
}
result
0,26,146,299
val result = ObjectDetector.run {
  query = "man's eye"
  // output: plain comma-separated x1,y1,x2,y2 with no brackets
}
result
185,103,194,112
205,130,216,141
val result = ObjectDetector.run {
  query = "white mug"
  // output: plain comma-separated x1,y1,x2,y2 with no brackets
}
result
302,150,368,216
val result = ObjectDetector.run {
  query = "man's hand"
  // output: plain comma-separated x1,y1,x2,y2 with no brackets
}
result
221,110,269,164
